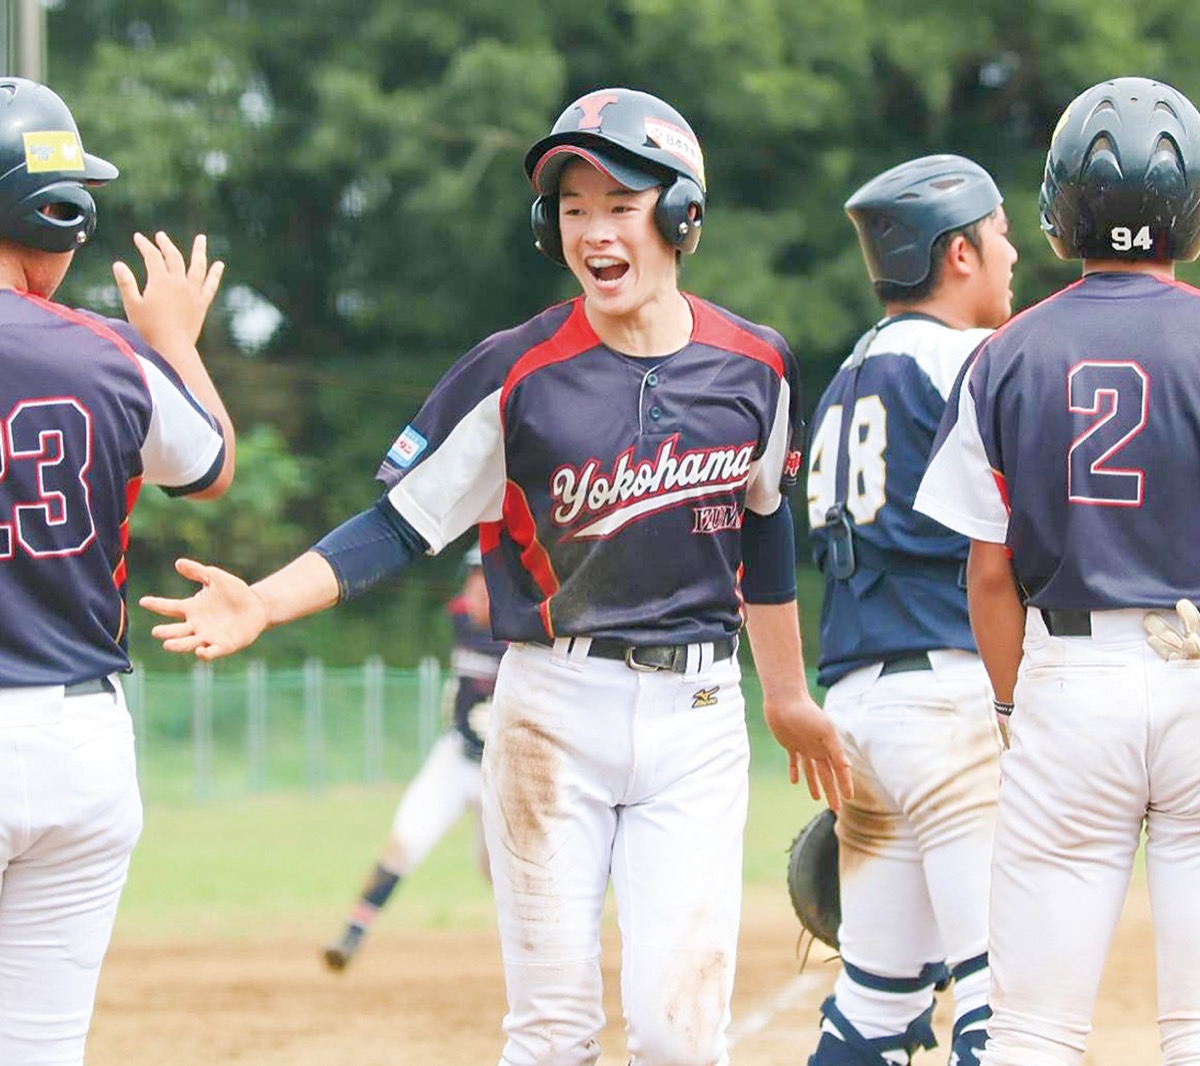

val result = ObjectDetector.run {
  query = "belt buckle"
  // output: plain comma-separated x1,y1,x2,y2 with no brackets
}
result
624,646,664,672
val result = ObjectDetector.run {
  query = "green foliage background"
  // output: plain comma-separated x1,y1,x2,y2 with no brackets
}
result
39,0,1200,666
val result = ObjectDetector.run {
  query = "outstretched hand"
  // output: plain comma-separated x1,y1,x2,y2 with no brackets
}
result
140,558,269,661
113,232,224,354
763,692,854,812
1145,599,1200,661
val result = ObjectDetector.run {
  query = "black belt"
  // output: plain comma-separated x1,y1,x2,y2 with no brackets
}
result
1040,609,1092,637
65,676,116,697
831,538,968,589
563,636,737,673
879,652,933,676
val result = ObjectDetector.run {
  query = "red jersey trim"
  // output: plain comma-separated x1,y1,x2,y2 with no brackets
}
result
685,294,784,376
19,292,151,394
502,479,559,600
1156,274,1200,299
500,300,599,418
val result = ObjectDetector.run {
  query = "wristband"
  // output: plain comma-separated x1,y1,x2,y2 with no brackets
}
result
993,698,1014,717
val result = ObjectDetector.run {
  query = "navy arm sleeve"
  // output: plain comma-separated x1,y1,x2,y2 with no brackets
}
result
311,498,430,602
741,498,798,604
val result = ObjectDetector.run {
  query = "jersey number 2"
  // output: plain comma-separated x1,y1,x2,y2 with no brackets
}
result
0,399,96,559
1067,361,1148,507
806,396,887,528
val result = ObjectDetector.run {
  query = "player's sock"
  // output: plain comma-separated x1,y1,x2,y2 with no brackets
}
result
346,863,402,933
323,865,402,971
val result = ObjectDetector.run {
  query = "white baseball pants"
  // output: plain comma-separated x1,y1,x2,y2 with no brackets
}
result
823,650,999,1039
984,609,1200,1065
0,677,142,1066
482,639,749,1066
381,730,486,879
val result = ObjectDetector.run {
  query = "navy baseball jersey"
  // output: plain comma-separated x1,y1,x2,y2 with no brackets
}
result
807,316,988,685
916,272,1200,609
377,295,803,645
447,603,506,761
0,291,225,685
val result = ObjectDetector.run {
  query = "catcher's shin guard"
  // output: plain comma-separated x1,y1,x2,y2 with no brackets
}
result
808,996,938,1066
948,1005,991,1065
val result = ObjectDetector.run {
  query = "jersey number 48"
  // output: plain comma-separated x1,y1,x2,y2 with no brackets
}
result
806,396,887,529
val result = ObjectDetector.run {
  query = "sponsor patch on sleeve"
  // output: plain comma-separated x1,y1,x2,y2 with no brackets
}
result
24,131,85,173
386,425,428,468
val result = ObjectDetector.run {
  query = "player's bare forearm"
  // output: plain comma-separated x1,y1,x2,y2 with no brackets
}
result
743,601,853,810
140,551,339,660
113,232,236,497
966,539,1025,702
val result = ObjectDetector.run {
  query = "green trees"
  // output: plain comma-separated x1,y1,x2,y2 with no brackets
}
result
45,0,1200,663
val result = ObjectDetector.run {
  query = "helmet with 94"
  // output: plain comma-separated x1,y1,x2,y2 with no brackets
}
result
1040,76,1200,262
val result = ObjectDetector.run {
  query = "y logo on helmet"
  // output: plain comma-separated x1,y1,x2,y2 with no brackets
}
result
574,92,620,131
644,117,706,190
24,131,84,173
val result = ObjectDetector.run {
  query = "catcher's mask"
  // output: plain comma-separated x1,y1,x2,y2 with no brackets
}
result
0,77,117,252
844,154,1002,287
524,87,706,266
1040,76,1200,262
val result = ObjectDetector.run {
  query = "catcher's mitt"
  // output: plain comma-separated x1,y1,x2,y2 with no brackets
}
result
787,808,840,950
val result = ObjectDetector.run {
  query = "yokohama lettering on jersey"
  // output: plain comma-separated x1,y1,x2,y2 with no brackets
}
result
807,316,988,685
916,272,1200,609
377,294,803,644
0,292,226,685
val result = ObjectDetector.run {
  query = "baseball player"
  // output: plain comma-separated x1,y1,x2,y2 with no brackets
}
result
0,78,234,1066
915,77,1200,1065
806,156,1014,1066
323,542,505,972
140,86,852,1066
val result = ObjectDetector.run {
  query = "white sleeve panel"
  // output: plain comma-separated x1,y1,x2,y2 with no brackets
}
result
137,356,225,488
385,390,506,553
744,379,791,517
913,377,1009,544
865,320,991,401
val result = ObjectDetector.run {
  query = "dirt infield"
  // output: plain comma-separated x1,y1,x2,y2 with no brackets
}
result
88,878,1159,1065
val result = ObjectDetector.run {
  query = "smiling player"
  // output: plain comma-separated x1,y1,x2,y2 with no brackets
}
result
140,87,850,1066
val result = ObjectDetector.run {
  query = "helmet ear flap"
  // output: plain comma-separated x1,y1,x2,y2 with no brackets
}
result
530,195,564,266
655,176,705,254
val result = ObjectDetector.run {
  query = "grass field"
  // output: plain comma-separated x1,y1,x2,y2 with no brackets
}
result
113,763,826,941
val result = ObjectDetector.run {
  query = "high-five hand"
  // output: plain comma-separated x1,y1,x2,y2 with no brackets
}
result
140,558,269,660
113,231,224,355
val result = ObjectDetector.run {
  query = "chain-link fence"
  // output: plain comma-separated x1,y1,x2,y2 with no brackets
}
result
124,657,444,804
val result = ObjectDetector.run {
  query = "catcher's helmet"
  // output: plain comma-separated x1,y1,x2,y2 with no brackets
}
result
1039,77,1200,262
0,77,117,253
845,155,1002,287
524,88,706,266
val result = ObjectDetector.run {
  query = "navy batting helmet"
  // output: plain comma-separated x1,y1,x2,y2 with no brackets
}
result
1039,77,1200,262
524,88,706,266
0,78,117,253
845,155,1002,287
